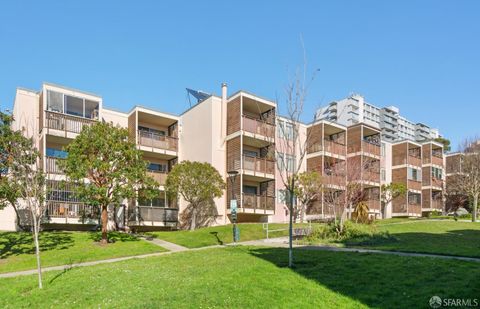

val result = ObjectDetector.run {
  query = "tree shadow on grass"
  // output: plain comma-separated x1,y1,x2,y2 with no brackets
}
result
0,232,74,259
341,229,480,258
88,231,141,243
210,231,224,245
247,246,480,309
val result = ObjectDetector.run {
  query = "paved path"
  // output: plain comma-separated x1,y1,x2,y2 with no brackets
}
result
239,237,480,263
142,237,188,252
2,235,479,279
0,239,216,279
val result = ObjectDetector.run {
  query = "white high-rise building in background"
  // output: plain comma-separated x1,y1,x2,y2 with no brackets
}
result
315,94,440,142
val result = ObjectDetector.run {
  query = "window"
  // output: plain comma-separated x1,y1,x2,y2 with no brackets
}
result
286,154,295,172
277,189,287,204
243,185,257,195
277,120,284,139
65,95,84,117
138,126,166,136
408,167,422,181
148,163,168,173
138,190,166,207
277,153,285,171
285,123,294,140
408,193,421,205
381,143,386,157
243,150,258,157
381,168,386,181
47,90,63,113
432,167,443,179
46,148,68,159
46,90,99,119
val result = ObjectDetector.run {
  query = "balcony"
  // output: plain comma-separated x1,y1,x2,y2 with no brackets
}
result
128,206,178,226
45,201,99,220
243,155,275,175
147,171,168,186
45,111,95,135
431,199,443,210
242,115,275,139
323,174,346,187
362,141,381,157
408,180,422,191
241,193,275,213
138,131,178,152
392,202,421,216
408,155,422,166
432,153,443,166
363,170,380,183
309,140,346,156
365,200,380,212
45,156,64,174
432,177,443,188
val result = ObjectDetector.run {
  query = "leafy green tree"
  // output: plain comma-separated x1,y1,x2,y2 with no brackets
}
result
59,122,157,243
165,161,225,230
293,171,322,222
380,183,407,219
0,111,33,228
435,137,451,153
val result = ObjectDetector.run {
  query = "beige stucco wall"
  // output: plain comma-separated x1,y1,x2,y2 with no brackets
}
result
102,108,128,128
179,96,227,225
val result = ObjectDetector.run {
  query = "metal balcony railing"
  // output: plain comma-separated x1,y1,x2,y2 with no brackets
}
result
45,111,95,134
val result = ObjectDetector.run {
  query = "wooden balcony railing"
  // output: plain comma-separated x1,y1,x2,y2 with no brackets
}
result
432,155,443,166
362,141,381,156
363,170,380,183
127,206,178,224
243,155,275,174
147,171,168,185
45,111,96,134
46,201,99,219
431,200,443,210
242,193,275,211
323,173,346,187
242,115,275,138
324,140,346,156
45,156,64,174
392,203,421,215
408,155,422,166
365,200,380,211
432,177,443,188
408,180,422,191
138,131,178,152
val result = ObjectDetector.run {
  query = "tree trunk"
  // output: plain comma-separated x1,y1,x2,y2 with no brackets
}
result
32,215,43,289
10,202,23,231
473,194,478,223
288,184,294,268
191,206,197,231
101,205,108,244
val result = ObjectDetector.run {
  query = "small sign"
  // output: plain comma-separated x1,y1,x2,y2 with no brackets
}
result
230,199,237,211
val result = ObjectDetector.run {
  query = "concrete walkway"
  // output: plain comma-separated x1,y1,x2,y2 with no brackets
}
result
0,239,209,279
2,236,479,279
239,237,480,263
142,237,188,252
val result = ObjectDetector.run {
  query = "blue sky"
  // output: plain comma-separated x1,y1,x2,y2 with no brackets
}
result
1,1,478,150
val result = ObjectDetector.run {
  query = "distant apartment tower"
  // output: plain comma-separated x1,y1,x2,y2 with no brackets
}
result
315,94,440,143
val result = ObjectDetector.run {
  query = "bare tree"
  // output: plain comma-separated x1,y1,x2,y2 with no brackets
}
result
275,61,318,268
450,138,480,222
9,129,46,288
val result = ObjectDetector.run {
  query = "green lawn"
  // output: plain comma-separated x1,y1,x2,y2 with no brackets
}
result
148,223,310,248
0,246,478,308
0,231,165,274
345,220,480,258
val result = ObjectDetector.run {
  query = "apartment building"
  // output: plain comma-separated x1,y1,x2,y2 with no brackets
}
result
0,82,447,231
316,94,440,143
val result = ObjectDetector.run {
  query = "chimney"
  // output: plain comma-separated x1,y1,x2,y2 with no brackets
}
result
221,82,228,103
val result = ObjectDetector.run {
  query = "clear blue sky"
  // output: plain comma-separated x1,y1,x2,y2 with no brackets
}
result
1,1,478,150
